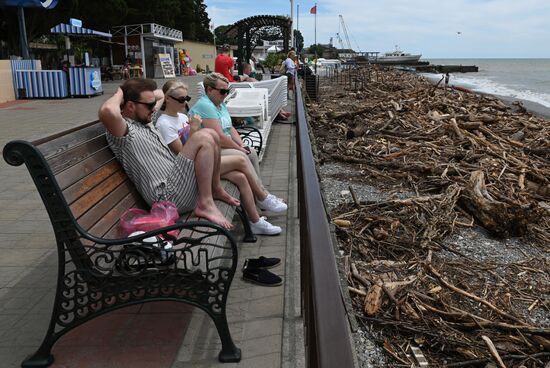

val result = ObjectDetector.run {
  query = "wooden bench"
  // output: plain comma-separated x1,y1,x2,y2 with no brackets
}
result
2,120,263,367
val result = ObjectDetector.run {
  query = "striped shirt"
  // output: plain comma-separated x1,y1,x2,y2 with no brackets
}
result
106,118,177,205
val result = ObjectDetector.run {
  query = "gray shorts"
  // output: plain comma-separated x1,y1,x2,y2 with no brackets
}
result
165,154,198,213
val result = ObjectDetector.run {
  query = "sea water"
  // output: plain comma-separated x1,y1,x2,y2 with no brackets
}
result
420,58,550,108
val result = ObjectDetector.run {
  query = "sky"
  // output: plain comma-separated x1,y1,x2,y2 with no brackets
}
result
204,0,550,58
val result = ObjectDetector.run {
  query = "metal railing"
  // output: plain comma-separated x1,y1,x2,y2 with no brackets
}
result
294,77,356,367
111,23,183,42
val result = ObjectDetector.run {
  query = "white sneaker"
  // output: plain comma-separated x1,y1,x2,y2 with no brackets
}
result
250,216,282,235
258,194,288,213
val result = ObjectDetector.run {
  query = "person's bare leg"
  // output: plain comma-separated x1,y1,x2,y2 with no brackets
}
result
219,155,267,201
222,171,260,223
204,129,240,207
220,148,264,190
179,131,233,229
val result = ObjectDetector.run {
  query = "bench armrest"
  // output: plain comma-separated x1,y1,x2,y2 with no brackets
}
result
236,126,263,155
74,220,238,277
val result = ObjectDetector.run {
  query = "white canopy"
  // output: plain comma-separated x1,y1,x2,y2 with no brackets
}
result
266,45,283,53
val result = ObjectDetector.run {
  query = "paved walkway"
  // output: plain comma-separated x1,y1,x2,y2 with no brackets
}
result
0,77,303,367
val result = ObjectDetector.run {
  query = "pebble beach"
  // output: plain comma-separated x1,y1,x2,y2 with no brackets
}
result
308,66,550,367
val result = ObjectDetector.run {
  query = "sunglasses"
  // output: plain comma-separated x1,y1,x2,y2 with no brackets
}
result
169,95,192,104
210,87,230,95
130,100,156,110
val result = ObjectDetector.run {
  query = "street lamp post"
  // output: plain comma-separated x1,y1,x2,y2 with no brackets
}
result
290,0,294,49
17,6,30,59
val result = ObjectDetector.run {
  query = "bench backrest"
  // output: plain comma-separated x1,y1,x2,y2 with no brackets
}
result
33,120,147,241
3,121,150,271
4,120,240,274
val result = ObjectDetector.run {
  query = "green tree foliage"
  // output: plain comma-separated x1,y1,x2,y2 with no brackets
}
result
124,0,182,26
264,52,285,72
307,43,325,56
70,0,128,31
293,29,304,53
0,0,213,56
195,1,213,42
0,0,83,56
254,26,281,44
178,0,213,43
214,25,237,46
214,23,287,59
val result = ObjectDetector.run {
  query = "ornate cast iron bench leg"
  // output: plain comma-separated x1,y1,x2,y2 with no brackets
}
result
214,313,242,362
21,345,54,367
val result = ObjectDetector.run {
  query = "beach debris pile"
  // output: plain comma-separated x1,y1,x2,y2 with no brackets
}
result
307,66,550,367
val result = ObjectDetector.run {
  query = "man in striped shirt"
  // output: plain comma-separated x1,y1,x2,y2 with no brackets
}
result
98,78,237,229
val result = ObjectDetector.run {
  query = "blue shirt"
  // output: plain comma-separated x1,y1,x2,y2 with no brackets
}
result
188,95,232,137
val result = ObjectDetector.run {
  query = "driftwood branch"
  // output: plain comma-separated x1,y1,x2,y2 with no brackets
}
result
428,264,528,326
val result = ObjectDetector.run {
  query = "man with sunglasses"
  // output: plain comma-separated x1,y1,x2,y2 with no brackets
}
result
99,78,235,229
190,73,287,213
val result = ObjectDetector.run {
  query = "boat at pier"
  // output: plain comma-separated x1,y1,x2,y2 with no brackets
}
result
374,46,422,64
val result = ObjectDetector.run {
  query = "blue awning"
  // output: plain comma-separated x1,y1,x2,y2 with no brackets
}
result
50,23,112,38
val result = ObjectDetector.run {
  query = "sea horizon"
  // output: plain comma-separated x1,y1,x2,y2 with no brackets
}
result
419,58,550,108
423,57,550,59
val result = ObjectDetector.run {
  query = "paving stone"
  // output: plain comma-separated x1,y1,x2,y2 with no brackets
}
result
240,318,281,340
0,267,27,288
0,313,50,347
239,333,281,359
0,347,31,368
6,265,56,288
0,249,52,267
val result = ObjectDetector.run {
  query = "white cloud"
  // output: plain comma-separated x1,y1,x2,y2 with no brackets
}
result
204,0,550,57
207,6,241,28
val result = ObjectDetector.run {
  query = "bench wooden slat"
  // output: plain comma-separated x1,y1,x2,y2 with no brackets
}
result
48,135,109,175
80,191,143,246
62,159,122,203
101,220,126,241
69,170,128,219
97,190,146,241
88,191,145,240
56,147,117,190
77,180,137,232
36,121,105,159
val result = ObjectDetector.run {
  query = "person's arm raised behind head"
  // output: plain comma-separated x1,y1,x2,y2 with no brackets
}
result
98,87,128,137
153,88,164,111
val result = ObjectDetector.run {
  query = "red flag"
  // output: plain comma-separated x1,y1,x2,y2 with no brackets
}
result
310,5,317,14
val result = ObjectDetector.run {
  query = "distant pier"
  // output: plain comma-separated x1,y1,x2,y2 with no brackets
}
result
378,62,479,73
414,64,479,73
340,57,479,73
363,59,479,73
